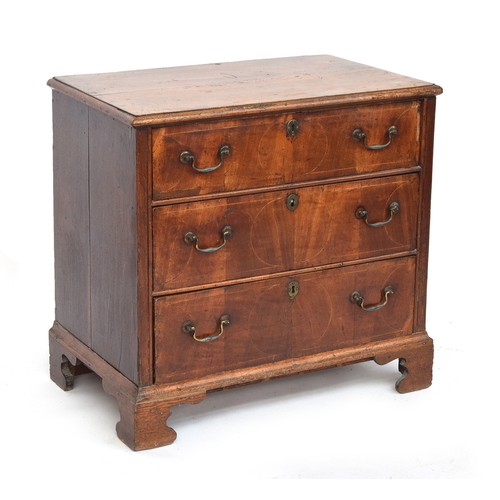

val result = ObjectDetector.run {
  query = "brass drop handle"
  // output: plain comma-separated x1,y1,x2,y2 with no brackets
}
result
352,125,398,150
184,225,233,253
179,144,231,173
182,314,231,342
356,201,400,227
350,286,394,311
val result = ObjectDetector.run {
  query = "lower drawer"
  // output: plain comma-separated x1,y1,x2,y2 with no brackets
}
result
154,256,416,384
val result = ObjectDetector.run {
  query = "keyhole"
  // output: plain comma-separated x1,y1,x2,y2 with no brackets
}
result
288,280,299,299
286,119,300,137
286,193,299,211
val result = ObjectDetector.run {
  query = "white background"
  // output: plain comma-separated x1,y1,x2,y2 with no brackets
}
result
1,0,497,492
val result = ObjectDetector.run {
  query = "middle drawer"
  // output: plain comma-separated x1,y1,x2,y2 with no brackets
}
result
153,173,419,293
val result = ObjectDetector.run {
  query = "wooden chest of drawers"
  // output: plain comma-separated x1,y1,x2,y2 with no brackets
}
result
48,55,442,450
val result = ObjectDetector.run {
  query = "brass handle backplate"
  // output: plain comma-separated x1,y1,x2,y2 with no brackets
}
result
179,144,231,173
352,125,398,150
182,314,231,342
184,225,233,253
350,285,394,311
356,201,400,227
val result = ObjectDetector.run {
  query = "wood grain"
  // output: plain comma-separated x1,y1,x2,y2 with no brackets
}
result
89,109,139,384
49,55,441,449
152,101,420,201
414,97,437,332
152,174,419,292
135,127,153,386
48,55,442,126
50,320,432,449
52,91,91,345
154,256,416,384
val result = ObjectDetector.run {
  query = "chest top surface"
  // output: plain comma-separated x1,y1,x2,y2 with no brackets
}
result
48,55,442,126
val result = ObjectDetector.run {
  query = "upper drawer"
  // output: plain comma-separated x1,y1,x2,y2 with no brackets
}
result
152,101,421,201
153,173,419,293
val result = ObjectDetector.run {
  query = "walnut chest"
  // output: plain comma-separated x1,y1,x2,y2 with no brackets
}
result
48,55,442,450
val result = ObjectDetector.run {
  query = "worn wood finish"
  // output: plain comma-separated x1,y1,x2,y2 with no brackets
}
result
49,320,432,450
154,256,416,383
102,377,206,451
49,331,85,391
414,97,437,332
52,93,142,385
52,91,91,345
152,101,420,201
153,174,419,292
135,127,154,386
374,338,434,393
48,56,441,450
48,55,441,126
89,109,139,384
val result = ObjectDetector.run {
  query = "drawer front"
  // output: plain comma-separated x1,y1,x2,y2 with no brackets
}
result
154,256,416,384
153,174,419,292
152,101,420,201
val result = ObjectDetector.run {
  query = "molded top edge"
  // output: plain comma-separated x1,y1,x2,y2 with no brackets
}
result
48,55,442,127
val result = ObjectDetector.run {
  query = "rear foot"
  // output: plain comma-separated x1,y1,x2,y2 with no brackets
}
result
49,333,91,391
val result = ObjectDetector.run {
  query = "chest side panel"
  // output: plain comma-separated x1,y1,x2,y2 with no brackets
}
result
52,91,91,345
89,110,139,384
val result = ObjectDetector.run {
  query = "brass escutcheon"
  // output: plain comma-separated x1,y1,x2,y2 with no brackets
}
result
287,280,299,299
286,193,299,211
286,119,300,137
